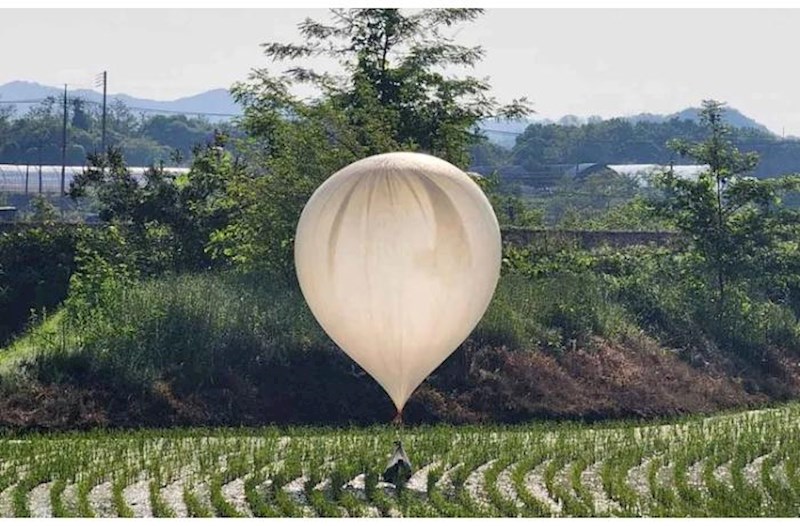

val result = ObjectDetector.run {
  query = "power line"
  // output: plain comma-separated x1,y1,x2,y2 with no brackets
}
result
125,106,239,118
0,99,54,104
83,99,240,118
480,128,525,136
0,97,240,118
96,71,107,152
60,85,67,195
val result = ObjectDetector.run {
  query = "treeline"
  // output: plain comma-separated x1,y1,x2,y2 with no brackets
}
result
471,117,800,182
0,97,230,167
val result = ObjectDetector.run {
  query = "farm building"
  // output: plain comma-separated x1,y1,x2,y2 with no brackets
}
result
566,163,708,183
607,163,708,185
494,162,708,189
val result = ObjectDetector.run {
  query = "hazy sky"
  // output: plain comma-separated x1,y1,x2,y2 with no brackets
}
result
3,8,800,135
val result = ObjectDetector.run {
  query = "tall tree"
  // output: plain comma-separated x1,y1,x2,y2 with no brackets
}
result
70,133,240,273
216,8,531,275
652,100,800,313
242,8,529,166
71,97,92,131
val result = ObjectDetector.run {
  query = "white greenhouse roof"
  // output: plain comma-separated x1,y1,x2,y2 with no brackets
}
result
608,164,708,184
0,164,190,194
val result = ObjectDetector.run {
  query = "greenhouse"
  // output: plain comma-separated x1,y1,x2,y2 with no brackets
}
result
607,163,708,185
0,164,190,194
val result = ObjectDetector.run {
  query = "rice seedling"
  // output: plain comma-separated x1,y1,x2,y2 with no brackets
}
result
149,479,175,518
182,486,212,518
510,453,553,517
1,403,800,517
49,479,71,517
243,472,278,517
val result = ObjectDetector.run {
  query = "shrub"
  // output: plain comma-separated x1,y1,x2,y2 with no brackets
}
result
44,271,327,390
0,225,80,346
475,271,632,353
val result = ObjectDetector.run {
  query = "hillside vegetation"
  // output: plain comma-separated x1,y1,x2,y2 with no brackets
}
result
0,98,227,167
475,115,800,183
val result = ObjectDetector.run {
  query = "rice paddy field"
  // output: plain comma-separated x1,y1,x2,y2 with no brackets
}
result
1,403,799,518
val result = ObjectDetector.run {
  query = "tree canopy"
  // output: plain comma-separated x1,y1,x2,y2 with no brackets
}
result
651,100,800,314
213,8,531,275
491,116,800,183
0,98,226,167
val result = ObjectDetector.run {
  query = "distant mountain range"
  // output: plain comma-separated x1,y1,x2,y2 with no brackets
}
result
625,107,770,132
481,107,773,148
1,80,774,142
0,81,242,119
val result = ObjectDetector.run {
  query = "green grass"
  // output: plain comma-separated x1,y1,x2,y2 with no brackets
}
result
149,479,175,517
49,479,72,517
0,310,66,370
111,476,134,517
0,268,662,391
0,272,327,390
3,265,800,438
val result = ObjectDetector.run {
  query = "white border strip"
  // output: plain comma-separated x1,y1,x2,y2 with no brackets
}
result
3,1,800,8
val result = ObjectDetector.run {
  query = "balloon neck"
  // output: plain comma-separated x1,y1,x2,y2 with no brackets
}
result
392,411,404,427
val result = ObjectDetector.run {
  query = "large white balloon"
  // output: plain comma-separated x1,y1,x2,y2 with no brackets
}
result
294,152,502,413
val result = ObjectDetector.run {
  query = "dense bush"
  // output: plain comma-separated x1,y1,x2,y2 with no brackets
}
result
5,267,786,428
503,243,800,366
31,272,325,390
0,225,80,346
11,228,798,420
11,271,399,425
69,142,239,274
25,269,585,389
474,271,631,353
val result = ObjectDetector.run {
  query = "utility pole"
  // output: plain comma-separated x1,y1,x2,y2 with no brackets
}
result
95,71,108,154
101,71,107,153
38,144,42,194
61,84,68,195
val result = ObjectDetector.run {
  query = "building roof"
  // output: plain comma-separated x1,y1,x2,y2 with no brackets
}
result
0,164,190,194
607,164,708,184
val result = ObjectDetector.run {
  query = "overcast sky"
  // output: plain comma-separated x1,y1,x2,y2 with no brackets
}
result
3,8,800,135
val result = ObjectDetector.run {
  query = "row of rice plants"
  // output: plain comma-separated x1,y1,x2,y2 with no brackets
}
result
1,404,800,517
